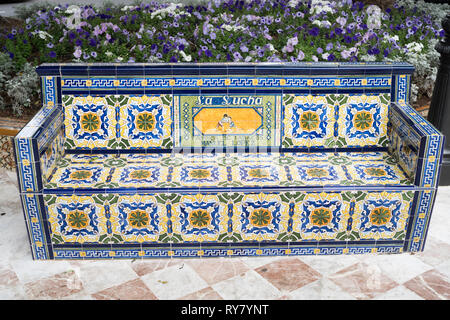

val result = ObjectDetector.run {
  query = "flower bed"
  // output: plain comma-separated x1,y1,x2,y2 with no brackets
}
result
0,0,448,116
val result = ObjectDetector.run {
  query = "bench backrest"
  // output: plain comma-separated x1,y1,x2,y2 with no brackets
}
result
36,62,414,153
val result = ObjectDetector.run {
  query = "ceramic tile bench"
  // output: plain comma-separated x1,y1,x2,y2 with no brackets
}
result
14,62,444,260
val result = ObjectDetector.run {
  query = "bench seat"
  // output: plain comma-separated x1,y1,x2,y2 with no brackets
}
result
15,62,444,259
44,151,412,192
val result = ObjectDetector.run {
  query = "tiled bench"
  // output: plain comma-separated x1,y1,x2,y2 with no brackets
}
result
14,62,444,260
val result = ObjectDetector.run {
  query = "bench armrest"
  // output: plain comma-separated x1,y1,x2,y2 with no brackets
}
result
388,102,445,188
14,104,64,193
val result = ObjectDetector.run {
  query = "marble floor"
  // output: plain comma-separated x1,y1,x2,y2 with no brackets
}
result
0,167,449,300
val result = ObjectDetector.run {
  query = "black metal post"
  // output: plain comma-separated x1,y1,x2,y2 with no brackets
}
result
428,13,450,186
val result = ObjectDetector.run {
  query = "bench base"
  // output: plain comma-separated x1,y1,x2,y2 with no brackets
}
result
21,188,436,260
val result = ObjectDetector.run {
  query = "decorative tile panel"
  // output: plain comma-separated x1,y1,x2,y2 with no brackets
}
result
110,194,167,243
354,191,411,240
44,151,413,190
338,94,389,147
118,95,172,149
174,94,281,148
43,190,414,250
63,94,173,150
282,94,335,148
46,195,108,244
64,95,116,149
283,93,390,148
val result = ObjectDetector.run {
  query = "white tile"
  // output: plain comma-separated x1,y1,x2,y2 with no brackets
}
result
77,261,139,294
212,270,281,300
298,255,359,276
434,259,450,281
0,284,27,300
361,253,433,284
140,263,208,299
286,277,356,300
373,285,424,300
240,256,286,269
10,259,74,285
427,187,450,244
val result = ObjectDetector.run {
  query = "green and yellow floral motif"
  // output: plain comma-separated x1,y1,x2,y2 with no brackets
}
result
128,209,149,228
67,210,89,229
189,209,211,228
310,208,332,226
300,111,320,131
248,168,269,178
136,112,155,132
353,111,373,130
69,170,93,180
130,169,151,180
364,167,387,177
250,208,272,227
370,207,392,226
189,169,211,179
306,168,328,178
81,112,100,132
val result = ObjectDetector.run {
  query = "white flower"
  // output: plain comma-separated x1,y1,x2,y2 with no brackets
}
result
32,30,53,40
105,51,113,57
310,0,333,15
287,0,301,8
65,5,80,14
366,5,382,30
179,50,192,62
121,6,137,11
65,5,82,30
150,3,190,20
222,24,245,32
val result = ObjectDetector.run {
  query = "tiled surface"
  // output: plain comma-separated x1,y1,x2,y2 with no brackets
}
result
45,151,412,190
1,168,449,300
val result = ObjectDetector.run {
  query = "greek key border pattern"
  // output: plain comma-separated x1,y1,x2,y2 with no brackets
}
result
61,76,392,89
52,244,403,260
395,74,410,103
21,194,49,260
408,190,436,252
14,138,39,192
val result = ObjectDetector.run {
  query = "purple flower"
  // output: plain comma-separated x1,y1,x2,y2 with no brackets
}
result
317,47,323,54
327,54,335,61
233,51,243,61
91,51,97,58
326,43,333,51
73,47,82,59
48,51,56,58
368,47,380,55
308,27,320,37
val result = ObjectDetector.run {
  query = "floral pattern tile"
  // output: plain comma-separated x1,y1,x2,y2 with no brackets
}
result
45,151,413,190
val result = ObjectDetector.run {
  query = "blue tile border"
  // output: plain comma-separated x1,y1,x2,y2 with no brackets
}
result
36,62,415,78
